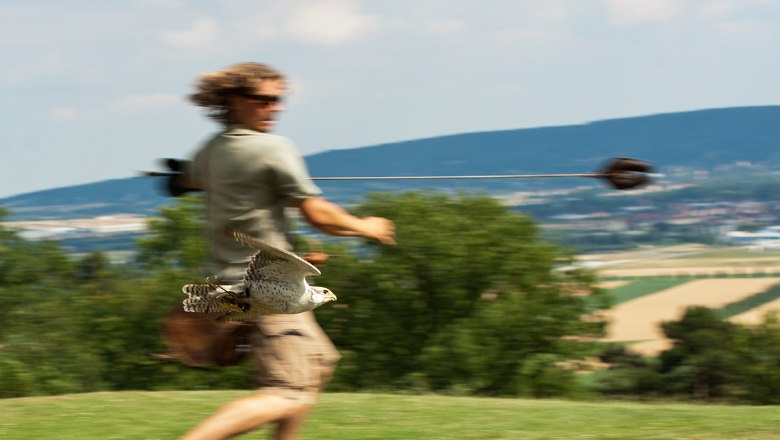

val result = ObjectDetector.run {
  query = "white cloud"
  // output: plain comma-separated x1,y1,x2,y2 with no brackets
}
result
713,18,773,41
697,0,776,41
4,52,69,86
246,21,279,41
50,108,79,121
107,93,181,113
700,0,738,18
528,1,579,23
50,93,181,122
491,81,525,96
211,0,380,46
487,26,572,45
698,0,776,19
284,75,353,106
136,0,188,11
284,0,377,45
426,19,467,35
605,0,684,25
162,18,219,47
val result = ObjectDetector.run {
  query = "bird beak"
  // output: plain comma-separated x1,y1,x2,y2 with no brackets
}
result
325,291,337,302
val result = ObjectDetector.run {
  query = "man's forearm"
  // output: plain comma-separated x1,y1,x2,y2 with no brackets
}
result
299,197,370,237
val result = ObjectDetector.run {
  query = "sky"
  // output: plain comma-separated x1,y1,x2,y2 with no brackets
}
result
2,0,779,198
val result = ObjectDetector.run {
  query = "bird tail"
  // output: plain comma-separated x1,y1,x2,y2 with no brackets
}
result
181,284,218,313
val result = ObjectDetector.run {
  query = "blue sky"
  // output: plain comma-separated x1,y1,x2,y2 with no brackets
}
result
2,0,779,198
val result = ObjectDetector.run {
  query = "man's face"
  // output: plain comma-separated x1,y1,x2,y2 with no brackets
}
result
231,79,285,132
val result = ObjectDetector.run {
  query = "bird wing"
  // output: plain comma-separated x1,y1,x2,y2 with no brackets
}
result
226,228,321,280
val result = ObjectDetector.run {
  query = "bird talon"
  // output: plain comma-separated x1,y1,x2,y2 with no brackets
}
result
201,276,249,313
220,292,250,313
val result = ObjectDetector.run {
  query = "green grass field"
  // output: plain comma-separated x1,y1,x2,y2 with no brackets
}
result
1,391,779,439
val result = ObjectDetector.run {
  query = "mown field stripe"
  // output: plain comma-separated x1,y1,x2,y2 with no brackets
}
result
718,282,780,319
607,279,689,306
601,271,780,281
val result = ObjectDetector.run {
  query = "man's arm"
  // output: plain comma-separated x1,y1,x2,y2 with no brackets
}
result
298,196,396,245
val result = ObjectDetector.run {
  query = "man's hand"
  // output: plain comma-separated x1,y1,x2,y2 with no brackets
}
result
299,197,396,245
303,252,330,267
360,216,396,245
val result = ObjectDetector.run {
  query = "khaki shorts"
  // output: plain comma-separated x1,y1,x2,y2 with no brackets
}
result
252,311,341,404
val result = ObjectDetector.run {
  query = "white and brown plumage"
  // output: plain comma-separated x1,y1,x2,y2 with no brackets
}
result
182,229,336,321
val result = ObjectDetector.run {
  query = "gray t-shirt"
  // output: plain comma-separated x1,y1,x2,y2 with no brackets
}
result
191,125,321,282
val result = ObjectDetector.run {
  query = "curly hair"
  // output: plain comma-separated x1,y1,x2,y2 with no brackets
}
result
190,62,286,126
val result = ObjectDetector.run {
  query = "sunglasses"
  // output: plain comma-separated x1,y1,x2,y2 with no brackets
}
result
241,93,283,106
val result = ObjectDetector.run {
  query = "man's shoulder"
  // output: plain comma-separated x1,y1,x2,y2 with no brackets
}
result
221,127,292,147
200,129,293,161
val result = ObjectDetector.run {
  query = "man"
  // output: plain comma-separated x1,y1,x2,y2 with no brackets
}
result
179,62,395,440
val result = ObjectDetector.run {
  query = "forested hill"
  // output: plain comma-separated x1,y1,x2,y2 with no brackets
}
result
0,177,166,220
2,105,780,220
306,105,780,177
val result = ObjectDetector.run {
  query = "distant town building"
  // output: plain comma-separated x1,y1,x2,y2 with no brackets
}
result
726,227,780,250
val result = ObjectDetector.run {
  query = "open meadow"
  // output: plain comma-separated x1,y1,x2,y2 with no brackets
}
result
2,391,779,440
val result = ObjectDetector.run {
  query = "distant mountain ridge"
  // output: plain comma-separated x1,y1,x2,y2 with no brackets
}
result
0,178,167,220
306,105,780,176
3,106,780,220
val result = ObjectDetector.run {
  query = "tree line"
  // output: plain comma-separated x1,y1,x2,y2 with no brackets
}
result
1,192,779,403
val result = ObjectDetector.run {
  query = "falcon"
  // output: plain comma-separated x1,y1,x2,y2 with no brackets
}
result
182,229,336,321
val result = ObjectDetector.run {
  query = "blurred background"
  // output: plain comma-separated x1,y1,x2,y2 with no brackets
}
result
3,0,780,425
